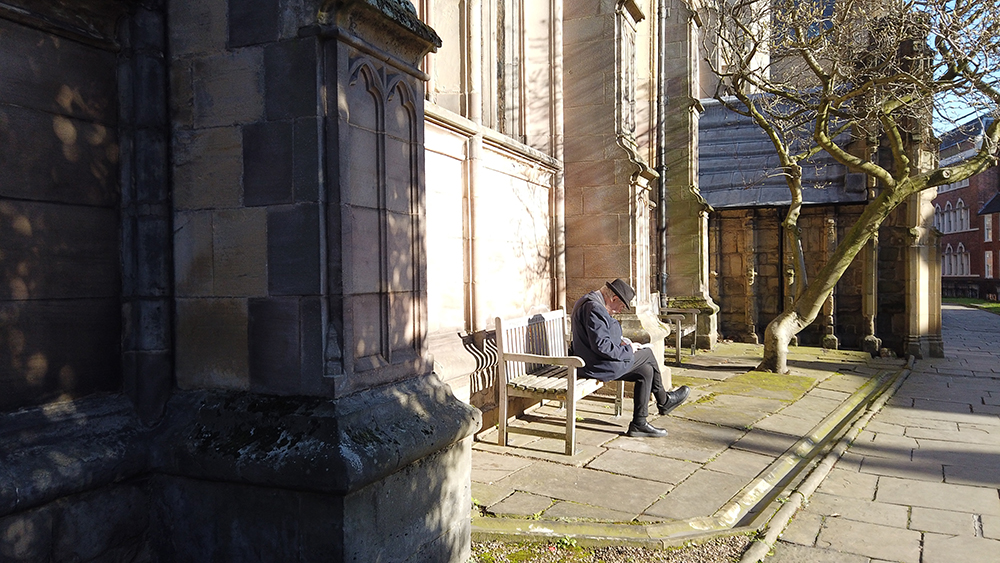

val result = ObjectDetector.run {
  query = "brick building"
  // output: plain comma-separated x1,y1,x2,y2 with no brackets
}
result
934,117,1000,299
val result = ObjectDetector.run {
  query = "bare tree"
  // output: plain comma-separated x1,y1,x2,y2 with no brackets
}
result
701,0,1000,373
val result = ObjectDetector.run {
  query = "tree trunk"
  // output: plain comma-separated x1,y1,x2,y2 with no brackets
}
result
758,310,802,374
757,186,905,373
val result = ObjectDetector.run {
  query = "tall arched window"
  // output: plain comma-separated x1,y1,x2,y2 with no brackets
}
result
945,202,954,233
956,199,968,231
944,245,954,276
957,243,969,275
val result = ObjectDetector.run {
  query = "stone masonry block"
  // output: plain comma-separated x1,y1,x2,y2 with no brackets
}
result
213,208,267,297
122,298,171,352
583,247,631,279
566,214,621,244
174,210,214,296
134,128,169,204
175,298,250,390
563,15,612,45
268,203,321,296
248,297,302,395
566,159,615,190
293,117,321,202
168,0,227,57
564,135,610,164
170,60,194,127
136,215,171,297
0,507,54,561
192,49,264,128
265,37,319,120
228,0,280,48
135,53,167,128
172,127,242,210
584,185,630,215
244,120,294,206
52,484,149,562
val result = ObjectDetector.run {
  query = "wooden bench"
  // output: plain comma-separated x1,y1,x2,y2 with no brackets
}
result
496,310,624,456
661,307,699,365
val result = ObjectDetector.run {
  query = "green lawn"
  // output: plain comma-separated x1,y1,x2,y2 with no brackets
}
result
943,297,1000,316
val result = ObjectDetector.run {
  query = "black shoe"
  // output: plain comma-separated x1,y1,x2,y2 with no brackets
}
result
626,420,668,438
657,385,690,416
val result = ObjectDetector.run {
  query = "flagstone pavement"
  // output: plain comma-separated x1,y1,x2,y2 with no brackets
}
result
470,304,1000,563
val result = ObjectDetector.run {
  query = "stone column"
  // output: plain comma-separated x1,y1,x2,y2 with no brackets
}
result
742,215,759,344
164,1,479,561
564,0,669,383
902,188,945,358
821,215,839,349
662,0,718,349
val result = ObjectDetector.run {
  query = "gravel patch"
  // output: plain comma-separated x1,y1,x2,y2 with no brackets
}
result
471,533,753,562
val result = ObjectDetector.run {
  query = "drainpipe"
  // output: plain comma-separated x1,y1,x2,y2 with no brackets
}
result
553,0,566,311
467,0,483,331
656,0,669,299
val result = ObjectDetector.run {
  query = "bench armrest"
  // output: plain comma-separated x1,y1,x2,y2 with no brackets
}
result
500,352,585,369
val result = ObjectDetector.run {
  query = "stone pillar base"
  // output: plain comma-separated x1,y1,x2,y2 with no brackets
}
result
661,295,720,351
863,334,883,356
904,334,944,359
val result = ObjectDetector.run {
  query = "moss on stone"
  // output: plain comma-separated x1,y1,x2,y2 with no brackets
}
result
705,371,816,402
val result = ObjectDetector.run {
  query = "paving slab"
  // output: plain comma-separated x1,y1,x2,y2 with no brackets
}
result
803,491,909,527
703,447,775,478
494,460,670,515
858,455,944,482
922,532,1000,563
816,372,873,394
644,469,747,520
775,395,844,423
813,467,878,500
472,481,514,508
671,393,786,429
703,371,817,402
542,501,638,522
816,517,921,563
850,431,919,459
489,491,553,517
778,511,823,546
983,514,1000,540
942,460,1000,487
606,417,745,463
906,426,1000,446
585,448,698,485
769,542,869,563
471,451,535,484
753,412,825,436
875,475,1000,515
729,428,800,461
908,506,977,536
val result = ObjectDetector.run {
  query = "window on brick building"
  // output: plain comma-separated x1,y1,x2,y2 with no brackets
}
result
986,251,994,279
958,243,969,275
957,199,969,231
986,214,994,242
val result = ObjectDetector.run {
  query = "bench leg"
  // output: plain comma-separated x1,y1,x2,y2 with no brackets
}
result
614,380,624,417
498,384,509,447
565,394,577,456
673,318,683,365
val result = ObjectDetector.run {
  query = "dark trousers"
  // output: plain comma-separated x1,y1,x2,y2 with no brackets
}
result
616,347,667,421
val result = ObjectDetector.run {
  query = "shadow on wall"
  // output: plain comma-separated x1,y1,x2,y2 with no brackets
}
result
0,77,121,411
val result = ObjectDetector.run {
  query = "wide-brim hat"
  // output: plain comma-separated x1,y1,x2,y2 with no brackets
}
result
606,278,635,310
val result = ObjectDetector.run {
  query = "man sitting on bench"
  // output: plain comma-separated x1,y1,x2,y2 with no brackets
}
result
570,278,690,438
